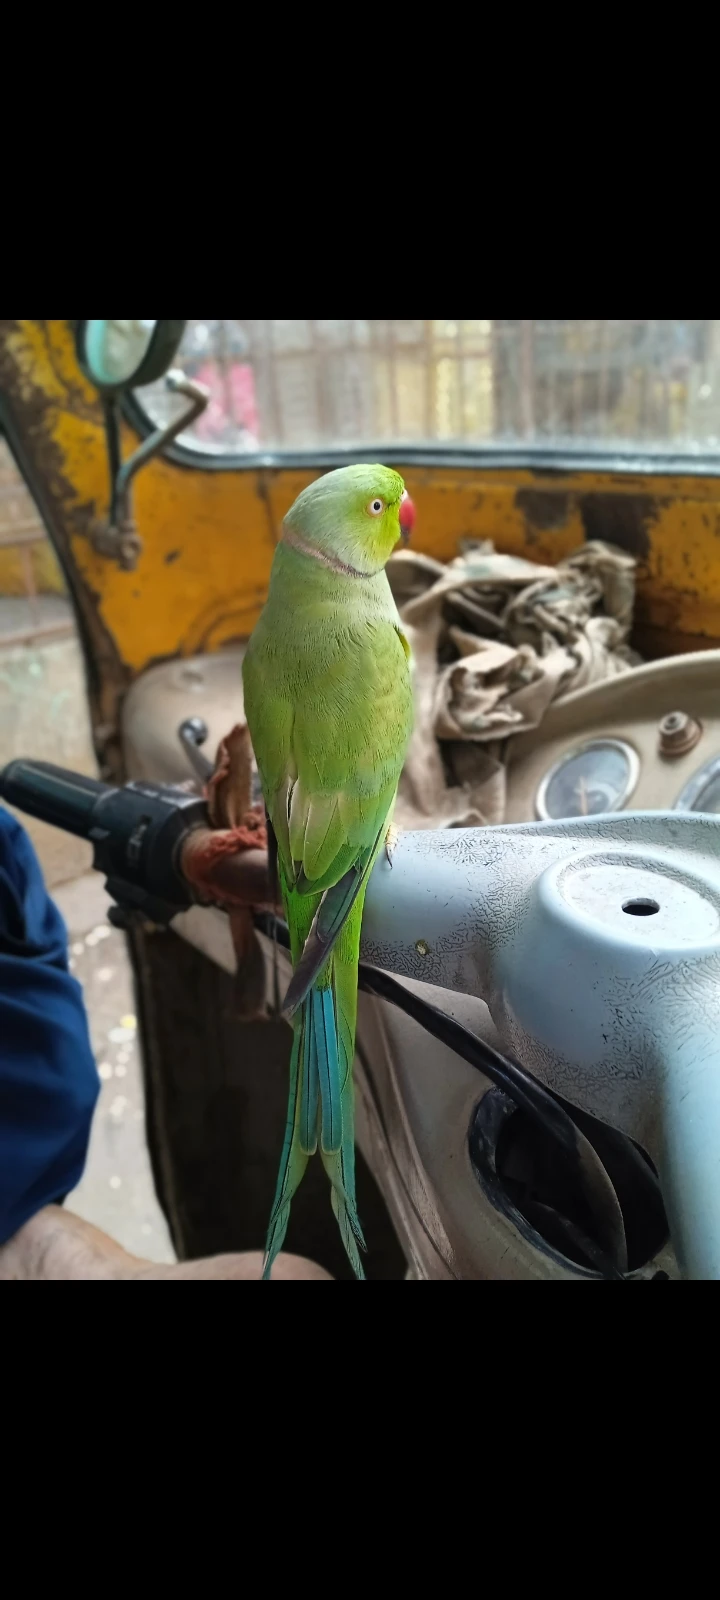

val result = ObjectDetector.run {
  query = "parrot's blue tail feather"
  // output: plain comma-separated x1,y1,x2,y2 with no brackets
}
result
318,944,366,1276
299,997,319,1155
330,1186,366,1279
315,986,342,1153
264,895,367,1281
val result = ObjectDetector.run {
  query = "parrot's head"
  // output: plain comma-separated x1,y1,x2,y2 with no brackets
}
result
282,464,416,576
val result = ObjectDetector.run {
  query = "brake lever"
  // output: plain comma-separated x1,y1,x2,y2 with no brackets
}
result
178,717,214,783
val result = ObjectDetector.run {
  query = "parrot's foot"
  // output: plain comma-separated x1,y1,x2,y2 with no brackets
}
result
385,823,401,868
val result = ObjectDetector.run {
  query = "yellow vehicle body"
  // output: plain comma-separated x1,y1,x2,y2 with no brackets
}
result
1,319,719,782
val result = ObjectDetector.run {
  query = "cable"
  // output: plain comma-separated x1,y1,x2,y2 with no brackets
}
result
355,965,632,1280
257,911,614,1166
358,964,579,1156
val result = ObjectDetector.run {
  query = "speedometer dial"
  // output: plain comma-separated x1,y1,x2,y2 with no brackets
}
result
536,739,640,822
674,755,720,814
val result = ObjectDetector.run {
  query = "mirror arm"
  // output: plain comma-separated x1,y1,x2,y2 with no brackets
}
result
91,372,209,572
116,372,209,499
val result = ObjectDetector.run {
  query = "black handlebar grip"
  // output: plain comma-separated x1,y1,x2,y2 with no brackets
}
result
0,759,113,839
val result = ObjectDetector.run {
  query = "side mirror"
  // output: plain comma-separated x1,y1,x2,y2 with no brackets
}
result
73,320,208,571
74,320,187,393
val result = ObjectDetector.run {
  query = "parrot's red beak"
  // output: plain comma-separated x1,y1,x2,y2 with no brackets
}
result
399,489,415,545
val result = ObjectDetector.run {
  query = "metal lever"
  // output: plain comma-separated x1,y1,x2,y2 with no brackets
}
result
93,371,209,571
116,372,209,501
178,717,214,782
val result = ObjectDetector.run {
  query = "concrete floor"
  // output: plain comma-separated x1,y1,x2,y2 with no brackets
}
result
54,871,176,1264
0,594,75,633
0,626,96,887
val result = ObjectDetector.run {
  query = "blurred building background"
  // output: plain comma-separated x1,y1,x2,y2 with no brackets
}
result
140,319,720,457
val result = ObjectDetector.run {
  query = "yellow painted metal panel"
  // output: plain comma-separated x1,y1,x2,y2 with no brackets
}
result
3,321,720,682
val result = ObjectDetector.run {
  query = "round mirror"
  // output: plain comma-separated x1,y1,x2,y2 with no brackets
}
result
74,320,187,393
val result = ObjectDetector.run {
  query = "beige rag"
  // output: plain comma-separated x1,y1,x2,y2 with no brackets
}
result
388,539,640,830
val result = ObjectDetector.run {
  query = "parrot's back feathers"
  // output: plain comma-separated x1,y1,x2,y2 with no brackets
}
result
281,864,360,1018
282,814,386,1018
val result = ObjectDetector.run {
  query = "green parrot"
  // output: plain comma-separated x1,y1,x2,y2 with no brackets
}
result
242,464,415,1279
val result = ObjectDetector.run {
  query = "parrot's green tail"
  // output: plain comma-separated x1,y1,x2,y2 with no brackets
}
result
263,896,366,1280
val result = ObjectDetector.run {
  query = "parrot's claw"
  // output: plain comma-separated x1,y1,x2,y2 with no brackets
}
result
384,824,400,868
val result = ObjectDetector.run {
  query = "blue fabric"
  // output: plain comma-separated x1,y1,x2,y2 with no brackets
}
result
0,804,99,1245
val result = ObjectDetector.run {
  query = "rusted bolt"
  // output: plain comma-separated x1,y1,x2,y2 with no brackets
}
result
117,519,142,572
658,711,702,757
90,517,142,572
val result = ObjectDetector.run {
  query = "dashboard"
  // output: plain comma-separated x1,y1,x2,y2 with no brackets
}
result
505,650,720,824
121,644,720,834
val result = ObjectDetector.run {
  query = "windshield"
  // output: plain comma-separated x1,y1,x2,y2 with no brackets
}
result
135,319,720,461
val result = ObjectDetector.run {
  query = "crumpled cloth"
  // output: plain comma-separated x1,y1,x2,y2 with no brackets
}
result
388,539,640,830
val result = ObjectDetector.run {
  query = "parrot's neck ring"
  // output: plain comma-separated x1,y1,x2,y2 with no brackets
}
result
282,526,380,580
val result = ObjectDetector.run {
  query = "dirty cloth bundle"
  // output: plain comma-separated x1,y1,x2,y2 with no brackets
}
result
388,539,640,829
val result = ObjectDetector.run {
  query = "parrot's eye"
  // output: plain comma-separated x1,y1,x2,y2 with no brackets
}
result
367,498,385,517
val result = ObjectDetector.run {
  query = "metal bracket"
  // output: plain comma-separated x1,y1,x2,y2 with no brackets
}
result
91,371,209,571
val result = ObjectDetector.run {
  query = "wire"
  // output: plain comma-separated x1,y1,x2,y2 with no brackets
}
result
358,964,579,1156
355,965,631,1280
257,911,605,1164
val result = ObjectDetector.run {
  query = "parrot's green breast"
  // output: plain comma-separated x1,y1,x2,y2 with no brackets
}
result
243,542,413,892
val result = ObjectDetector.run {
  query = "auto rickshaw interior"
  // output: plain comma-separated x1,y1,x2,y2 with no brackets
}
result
2,318,718,1280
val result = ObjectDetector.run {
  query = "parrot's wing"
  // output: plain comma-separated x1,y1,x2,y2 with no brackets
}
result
290,623,410,869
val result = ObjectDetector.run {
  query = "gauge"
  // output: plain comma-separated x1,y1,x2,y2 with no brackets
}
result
674,754,720,813
535,739,640,821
